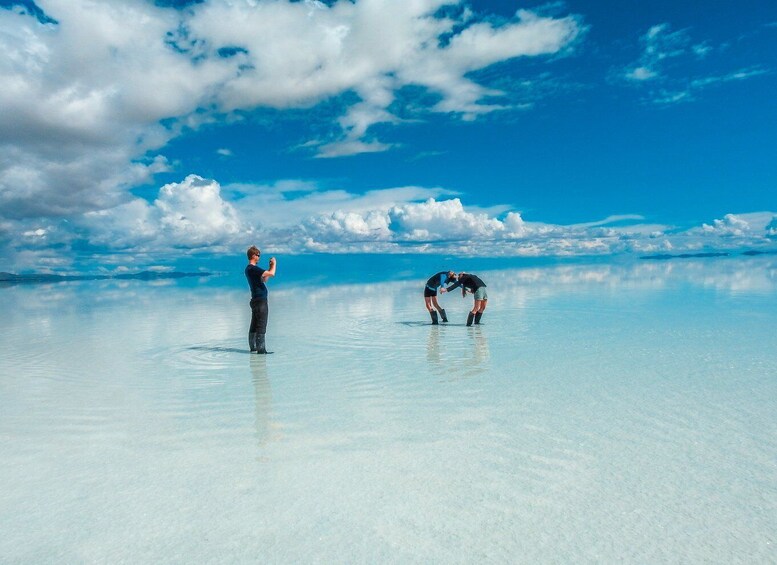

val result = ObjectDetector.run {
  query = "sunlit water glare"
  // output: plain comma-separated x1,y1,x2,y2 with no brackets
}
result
1,258,776,563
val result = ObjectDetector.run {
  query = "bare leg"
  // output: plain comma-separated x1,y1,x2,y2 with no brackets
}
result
432,296,448,322
424,296,438,324
474,299,487,324
467,298,478,326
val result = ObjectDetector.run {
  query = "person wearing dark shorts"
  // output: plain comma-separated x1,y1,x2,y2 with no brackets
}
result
424,271,456,324
443,272,488,326
245,245,276,353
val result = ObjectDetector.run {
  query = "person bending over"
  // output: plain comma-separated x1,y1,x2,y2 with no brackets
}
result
442,272,487,326
245,246,276,354
423,271,457,324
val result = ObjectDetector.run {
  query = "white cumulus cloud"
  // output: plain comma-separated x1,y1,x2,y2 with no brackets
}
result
3,171,776,269
79,175,242,251
0,0,584,229
388,198,504,240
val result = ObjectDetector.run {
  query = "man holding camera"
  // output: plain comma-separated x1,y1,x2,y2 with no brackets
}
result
245,246,276,354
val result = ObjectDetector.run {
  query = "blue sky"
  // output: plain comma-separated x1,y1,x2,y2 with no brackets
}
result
1,0,775,273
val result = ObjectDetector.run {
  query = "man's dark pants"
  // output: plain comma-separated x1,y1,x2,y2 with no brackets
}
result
249,298,268,351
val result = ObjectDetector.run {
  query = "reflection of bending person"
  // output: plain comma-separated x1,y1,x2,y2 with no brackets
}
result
426,326,441,365
444,272,488,326
424,271,456,324
245,245,276,354
471,326,490,364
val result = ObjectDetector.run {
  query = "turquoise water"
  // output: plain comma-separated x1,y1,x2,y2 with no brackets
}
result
1,257,776,563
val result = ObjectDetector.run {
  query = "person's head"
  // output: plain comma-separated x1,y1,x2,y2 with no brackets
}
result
447,271,457,282
247,245,260,262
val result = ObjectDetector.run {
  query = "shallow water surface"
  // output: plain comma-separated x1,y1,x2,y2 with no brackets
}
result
1,258,776,563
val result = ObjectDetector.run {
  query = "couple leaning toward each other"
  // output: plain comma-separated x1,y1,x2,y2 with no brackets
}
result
424,271,488,327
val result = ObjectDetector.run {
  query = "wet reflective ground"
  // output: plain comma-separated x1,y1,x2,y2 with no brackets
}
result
1,258,776,563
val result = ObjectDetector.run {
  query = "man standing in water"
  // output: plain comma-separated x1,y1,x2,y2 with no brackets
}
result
424,271,457,324
442,272,488,326
245,246,276,354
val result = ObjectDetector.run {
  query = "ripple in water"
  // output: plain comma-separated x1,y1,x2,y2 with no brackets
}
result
146,341,251,373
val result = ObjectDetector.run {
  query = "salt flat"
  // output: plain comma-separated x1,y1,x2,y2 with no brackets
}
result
1,257,775,563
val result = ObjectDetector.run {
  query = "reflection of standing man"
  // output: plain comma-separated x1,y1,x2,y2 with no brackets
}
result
245,245,276,354
250,356,272,448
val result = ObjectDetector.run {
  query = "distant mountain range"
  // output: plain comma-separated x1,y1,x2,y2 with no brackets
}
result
640,250,777,260
0,271,212,285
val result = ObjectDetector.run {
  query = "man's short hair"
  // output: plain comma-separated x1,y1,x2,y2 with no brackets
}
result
247,245,260,260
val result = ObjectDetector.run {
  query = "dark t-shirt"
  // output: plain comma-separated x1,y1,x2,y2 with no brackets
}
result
245,264,268,300
446,274,486,293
